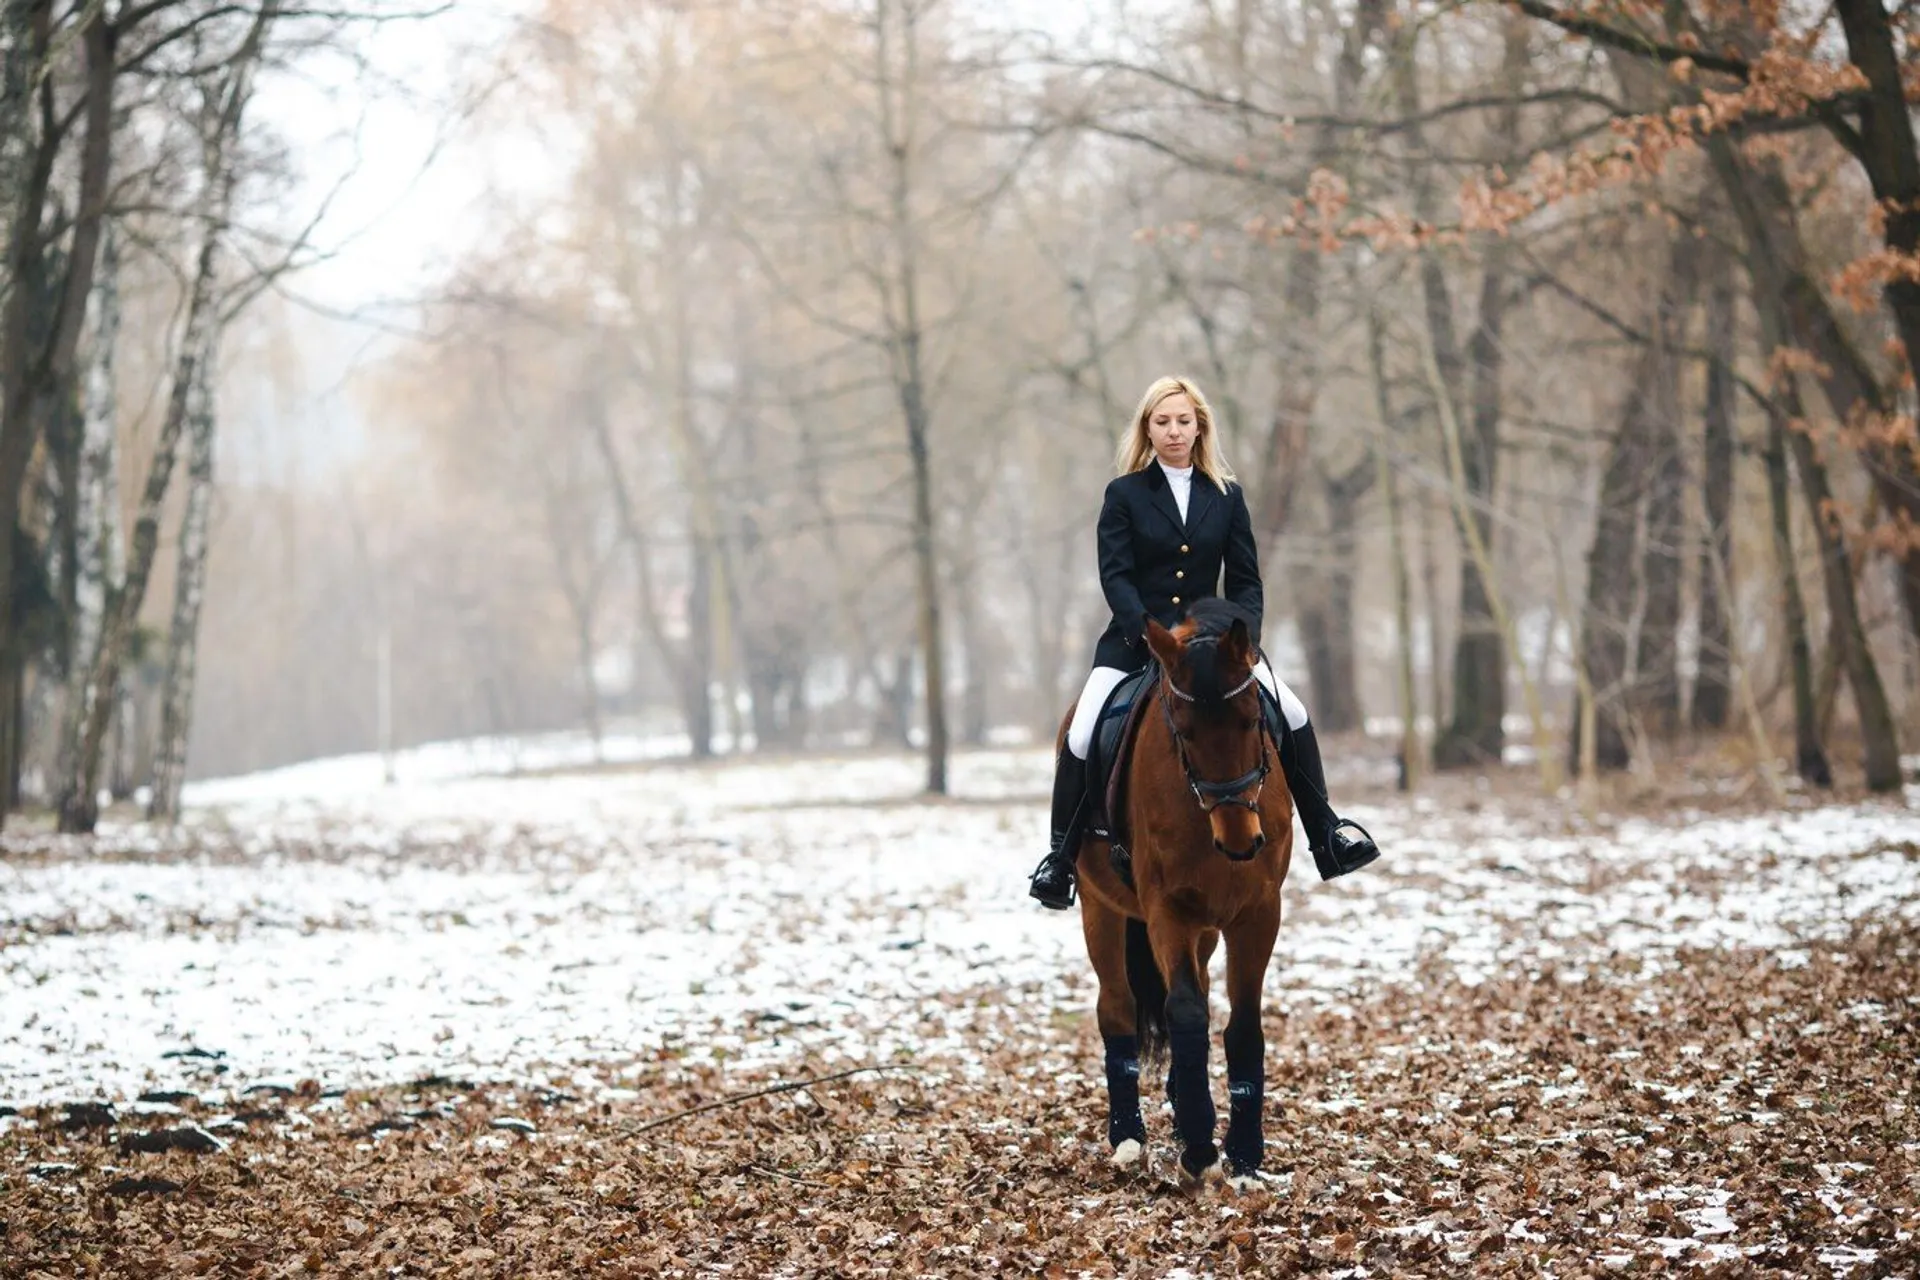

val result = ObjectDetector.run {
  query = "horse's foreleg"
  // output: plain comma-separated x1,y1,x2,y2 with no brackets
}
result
1080,897,1145,1163
1164,929,1218,1113
1222,903,1280,1182
1150,921,1218,1180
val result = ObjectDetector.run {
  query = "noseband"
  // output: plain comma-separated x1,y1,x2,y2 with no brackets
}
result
1160,664,1271,816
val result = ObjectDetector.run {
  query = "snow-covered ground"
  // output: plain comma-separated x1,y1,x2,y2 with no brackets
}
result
3,741,1916,1109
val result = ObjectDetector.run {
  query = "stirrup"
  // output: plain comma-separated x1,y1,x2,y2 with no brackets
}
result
1028,854,1077,910
1310,818,1380,881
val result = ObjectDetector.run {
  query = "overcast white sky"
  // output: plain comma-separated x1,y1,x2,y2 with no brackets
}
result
218,0,549,480
220,0,1119,481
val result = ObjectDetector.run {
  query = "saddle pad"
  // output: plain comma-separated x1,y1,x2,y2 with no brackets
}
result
1085,664,1155,842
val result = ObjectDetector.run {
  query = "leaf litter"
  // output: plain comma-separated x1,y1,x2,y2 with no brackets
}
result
1,744,1916,1275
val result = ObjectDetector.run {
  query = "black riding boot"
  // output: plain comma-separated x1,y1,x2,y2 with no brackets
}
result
1282,722,1380,881
1028,750,1088,909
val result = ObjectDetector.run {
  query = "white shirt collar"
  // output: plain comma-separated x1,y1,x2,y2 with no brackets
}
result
1157,458,1194,522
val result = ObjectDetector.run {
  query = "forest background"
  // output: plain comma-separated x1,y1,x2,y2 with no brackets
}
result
4,0,1917,830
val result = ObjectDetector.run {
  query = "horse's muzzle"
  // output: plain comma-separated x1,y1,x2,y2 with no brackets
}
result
1215,832,1265,862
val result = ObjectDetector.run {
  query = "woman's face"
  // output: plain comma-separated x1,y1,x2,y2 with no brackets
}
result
1147,392,1198,469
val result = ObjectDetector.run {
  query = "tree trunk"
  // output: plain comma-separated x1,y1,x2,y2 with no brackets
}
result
1633,252,1693,739
1573,352,1656,773
572,604,602,759
147,331,218,822
1420,305,1556,790
1299,462,1373,734
107,677,135,798
1692,248,1737,731
1369,309,1422,788
56,3,271,832
64,219,126,791
1252,0,1384,545
60,259,207,831
1435,254,1515,768
586,382,711,757
1710,142,1905,791
1762,392,1832,788
686,534,715,758
877,0,948,794
1777,394,1904,791
0,10,113,825
1402,18,1526,768
0,4,43,264
874,646,915,749
1572,249,1693,771
953,556,989,747
1421,487,1447,737
1827,0,1920,639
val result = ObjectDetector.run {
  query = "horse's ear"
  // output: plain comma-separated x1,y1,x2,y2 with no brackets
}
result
1144,618,1181,671
1223,617,1253,666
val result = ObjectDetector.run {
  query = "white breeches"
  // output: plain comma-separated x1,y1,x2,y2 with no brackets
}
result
1065,659,1308,760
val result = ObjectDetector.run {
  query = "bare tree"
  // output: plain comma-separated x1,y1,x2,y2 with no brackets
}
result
60,0,276,833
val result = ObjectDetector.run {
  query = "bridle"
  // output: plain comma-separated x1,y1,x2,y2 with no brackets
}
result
1159,660,1271,816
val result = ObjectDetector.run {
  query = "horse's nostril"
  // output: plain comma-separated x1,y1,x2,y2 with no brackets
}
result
1250,832,1265,852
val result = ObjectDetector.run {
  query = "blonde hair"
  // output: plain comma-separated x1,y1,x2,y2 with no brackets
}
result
1114,375,1237,490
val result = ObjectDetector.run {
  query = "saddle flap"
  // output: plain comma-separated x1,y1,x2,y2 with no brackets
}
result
1085,664,1156,842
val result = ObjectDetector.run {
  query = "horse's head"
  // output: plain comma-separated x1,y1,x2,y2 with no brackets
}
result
1145,610,1270,861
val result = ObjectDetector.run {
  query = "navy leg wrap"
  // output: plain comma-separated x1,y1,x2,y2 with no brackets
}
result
1222,1017,1264,1174
1102,1035,1145,1147
1224,1079,1263,1173
1165,986,1216,1173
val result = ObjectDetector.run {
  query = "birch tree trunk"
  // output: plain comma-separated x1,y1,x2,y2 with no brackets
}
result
56,3,272,833
146,333,216,822
53,220,121,794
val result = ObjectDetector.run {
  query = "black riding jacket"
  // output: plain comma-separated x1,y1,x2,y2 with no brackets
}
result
1092,461,1264,671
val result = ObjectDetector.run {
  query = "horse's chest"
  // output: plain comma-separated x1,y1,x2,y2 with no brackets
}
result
1142,863,1268,927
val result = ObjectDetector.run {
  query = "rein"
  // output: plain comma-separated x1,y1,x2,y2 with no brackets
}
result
1158,661,1270,816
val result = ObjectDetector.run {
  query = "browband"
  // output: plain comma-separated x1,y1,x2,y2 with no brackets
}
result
1164,671,1258,703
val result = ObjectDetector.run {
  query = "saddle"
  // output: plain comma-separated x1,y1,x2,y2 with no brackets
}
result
1083,664,1157,855
1082,661,1292,886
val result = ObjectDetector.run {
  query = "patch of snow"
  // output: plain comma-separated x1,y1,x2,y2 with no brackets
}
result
2,743,1915,1112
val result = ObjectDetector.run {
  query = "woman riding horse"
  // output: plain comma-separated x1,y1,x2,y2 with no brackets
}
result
1027,375,1381,909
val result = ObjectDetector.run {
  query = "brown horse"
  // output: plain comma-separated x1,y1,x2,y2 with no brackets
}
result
1069,605,1292,1186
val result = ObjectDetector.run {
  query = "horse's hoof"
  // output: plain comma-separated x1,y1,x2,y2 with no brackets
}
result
1177,1155,1222,1186
1225,1169,1267,1193
1110,1138,1144,1168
